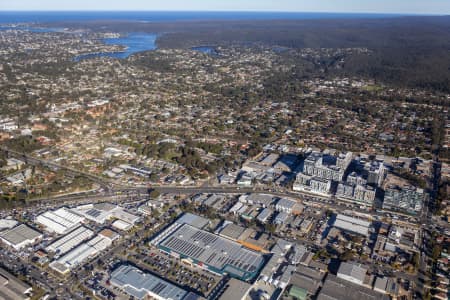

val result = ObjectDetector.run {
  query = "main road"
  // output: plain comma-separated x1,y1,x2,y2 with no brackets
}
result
1,146,123,190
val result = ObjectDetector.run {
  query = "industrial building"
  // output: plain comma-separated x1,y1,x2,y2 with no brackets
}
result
175,212,210,229
256,208,273,223
110,264,194,300
258,252,283,284
274,211,289,225
217,278,251,300
98,228,120,241
336,262,368,286
318,274,389,300
36,207,84,234
275,198,303,214
112,219,133,231
214,221,270,253
71,203,140,227
333,214,371,236
151,220,265,281
0,267,32,300
259,153,280,166
72,203,115,223
217,223,246,241
0,224,42,250
229,201,243,214
45,226,94,255
288,265,325,299
50,234,112,274
0,218,18,231
243,193,275,207
257,239,296,289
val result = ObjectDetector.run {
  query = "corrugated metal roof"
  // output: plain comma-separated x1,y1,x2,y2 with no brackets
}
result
158,223,264,280
176,213,209,229
110,264,187,300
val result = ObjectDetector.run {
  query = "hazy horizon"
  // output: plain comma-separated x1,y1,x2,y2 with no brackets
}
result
2,0,450,15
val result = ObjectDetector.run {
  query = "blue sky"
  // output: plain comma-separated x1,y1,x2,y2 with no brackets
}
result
1,0,449,14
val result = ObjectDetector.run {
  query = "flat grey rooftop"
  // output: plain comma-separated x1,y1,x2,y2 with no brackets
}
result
0,224,41,246
337,262,367,283
176,213,209,229
110,264,187,300
317,274,390,300
218,278,251,300
295,265,325,281
290,271,322,295
158,223,264,279
218,223,245,240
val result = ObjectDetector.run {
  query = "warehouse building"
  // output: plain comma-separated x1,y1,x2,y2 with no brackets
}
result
50,234,112,274
112,219,133,231
0,224,42,250
71,203,114,224
98,228,120,242
0,218,18,231
36,207,84,234
288,265,325,299
217,223,246,241
275,198,304,214
110,264,194,300
151,220,265,281
374,276,400,296
175,212,209,229
318,274,389,300
258,253,283,284
71,203,140,227
333,214,371,236
336,262,368,286
256,208,273,223
217,278,251,300
242,193,275,207
45,226,94,255
274,211,289,225
230,202,244,215
0,267,32,300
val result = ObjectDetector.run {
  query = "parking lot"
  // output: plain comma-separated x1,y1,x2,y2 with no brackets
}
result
130,248,221,297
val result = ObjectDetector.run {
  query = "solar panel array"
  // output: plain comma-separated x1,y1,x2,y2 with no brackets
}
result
86,209,102,218
158,224,264,277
